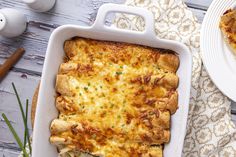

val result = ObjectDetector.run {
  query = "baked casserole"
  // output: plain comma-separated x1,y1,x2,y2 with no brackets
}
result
50,37,180,157
220,9,236,54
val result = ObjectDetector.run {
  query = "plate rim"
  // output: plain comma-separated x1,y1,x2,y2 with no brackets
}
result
200,0,236,102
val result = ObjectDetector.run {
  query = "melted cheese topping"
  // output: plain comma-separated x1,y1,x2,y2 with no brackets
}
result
50,37,179,157
220,9,236,54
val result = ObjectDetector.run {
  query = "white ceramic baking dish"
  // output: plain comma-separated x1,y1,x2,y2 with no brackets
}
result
32,3,192,157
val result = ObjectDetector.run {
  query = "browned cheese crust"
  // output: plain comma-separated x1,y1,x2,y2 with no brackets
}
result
50,37,180,157
220,9,236,54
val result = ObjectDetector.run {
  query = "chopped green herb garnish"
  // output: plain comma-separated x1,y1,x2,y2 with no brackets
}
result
120,66,123,69
92,134,97,139
117,115,121,119
84,87,88,91
100,85,103,89
88,82,91,86
110,103,115,108
116,71,122,75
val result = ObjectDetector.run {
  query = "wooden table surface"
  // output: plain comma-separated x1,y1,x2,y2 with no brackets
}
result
0,0,235,156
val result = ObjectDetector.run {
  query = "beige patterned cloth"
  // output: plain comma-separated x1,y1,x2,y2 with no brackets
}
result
113,0,236,156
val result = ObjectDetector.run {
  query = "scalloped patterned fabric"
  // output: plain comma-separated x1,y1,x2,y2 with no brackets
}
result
113,0,236,156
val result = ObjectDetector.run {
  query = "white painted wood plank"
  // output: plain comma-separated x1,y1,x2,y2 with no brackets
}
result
231,101,236,114
0,71,40,152
185,0,213,10
0,148,20,157
188,7,206,22
231,113,236,126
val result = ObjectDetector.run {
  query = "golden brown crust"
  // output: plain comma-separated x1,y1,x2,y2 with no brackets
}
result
51,37,180,157
50,133,163,157
64,37,179,72
220,9,236,54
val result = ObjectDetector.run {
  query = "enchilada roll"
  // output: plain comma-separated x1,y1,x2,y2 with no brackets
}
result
64,37,179,72
51,134,163,157
59,62,79,74
56,75,76,97
157,53,180,73
50,108,170,144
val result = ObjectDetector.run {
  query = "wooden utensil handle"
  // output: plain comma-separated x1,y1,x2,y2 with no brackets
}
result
0,48,25,80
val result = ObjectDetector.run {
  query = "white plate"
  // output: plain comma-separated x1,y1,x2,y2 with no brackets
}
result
32,4,192,157
201,0,236,101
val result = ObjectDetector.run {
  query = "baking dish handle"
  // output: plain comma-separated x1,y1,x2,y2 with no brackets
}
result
92,3,157,39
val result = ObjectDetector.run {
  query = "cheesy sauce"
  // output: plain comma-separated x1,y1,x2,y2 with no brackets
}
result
50,37,180,157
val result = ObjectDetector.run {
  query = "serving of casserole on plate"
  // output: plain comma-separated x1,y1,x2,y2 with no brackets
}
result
32,4,192,157
50,37,180,157
201,0,236,101
219,8,236,54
